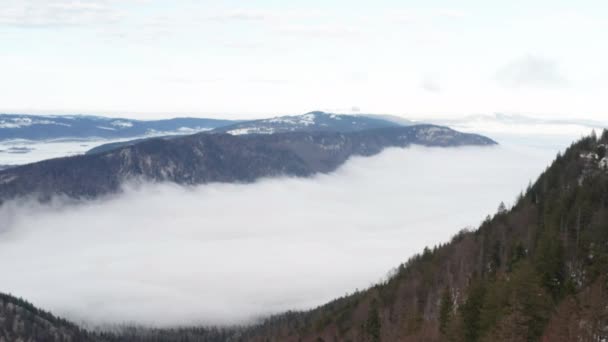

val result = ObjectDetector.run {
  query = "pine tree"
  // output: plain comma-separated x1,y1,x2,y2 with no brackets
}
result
497,202,507,214
439,287,454,334
366,299,381,342
460,280,486,342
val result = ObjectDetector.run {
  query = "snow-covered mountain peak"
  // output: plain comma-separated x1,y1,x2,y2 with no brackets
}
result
217,111,400,135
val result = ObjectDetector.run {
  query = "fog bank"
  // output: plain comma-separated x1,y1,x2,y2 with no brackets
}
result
0,144,558,327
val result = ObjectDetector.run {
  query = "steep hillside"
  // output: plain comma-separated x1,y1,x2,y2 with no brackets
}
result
0,125,495,202
212,111,401,135
0,293,91,341
0,114,237,141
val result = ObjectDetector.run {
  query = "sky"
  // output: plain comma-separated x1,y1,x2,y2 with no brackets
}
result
0,0,607,120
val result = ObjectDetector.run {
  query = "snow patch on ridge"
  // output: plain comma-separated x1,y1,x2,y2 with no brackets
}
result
227,127,276,135
0,117,72,129
110,120,133,128
267,113,317,126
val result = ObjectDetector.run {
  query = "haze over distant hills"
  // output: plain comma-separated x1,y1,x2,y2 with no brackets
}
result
428,113,607,138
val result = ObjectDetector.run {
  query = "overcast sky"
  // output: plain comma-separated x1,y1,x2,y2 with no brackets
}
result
0,0,606,119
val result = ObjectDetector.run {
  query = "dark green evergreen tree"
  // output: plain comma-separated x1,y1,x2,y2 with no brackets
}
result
366,299,381,342
439,287,454,335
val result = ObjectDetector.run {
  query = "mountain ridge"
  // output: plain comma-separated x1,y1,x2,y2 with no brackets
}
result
0,114,238,141
84,111,407,155
212,111,402,135
0,124,495,203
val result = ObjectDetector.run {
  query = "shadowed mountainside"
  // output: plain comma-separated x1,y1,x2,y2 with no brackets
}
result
0,124,495,203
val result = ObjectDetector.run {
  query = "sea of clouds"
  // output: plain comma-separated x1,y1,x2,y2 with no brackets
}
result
0,140,568,327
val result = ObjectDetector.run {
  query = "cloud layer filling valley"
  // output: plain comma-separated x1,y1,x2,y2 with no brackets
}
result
0,144,558,327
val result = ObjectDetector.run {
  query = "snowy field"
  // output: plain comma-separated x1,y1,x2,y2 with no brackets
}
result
0,138,132,166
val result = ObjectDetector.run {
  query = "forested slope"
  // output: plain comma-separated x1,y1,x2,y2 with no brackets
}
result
241,130,608,341
0,293,91,342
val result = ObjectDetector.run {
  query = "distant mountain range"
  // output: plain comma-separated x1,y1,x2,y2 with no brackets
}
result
2,112,604,144
441,112,607,128
213,111,404,135
85,111,407,155
0,112,409,143
0,114,237,141
0,125,495,202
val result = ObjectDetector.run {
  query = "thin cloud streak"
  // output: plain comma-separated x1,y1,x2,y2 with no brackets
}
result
0,0,127,28
495,54,569,88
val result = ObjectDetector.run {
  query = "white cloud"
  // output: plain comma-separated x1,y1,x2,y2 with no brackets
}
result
495,55,568,88
277,24,361,38
420,76,441,93
205,9,279,22
392,8,468,23
202,8,361,38
203,8,323,24
1,3,607,119
0,143,559,327
0,0,127,27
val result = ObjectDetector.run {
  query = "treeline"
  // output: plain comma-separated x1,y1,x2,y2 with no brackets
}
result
0,292,93,341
